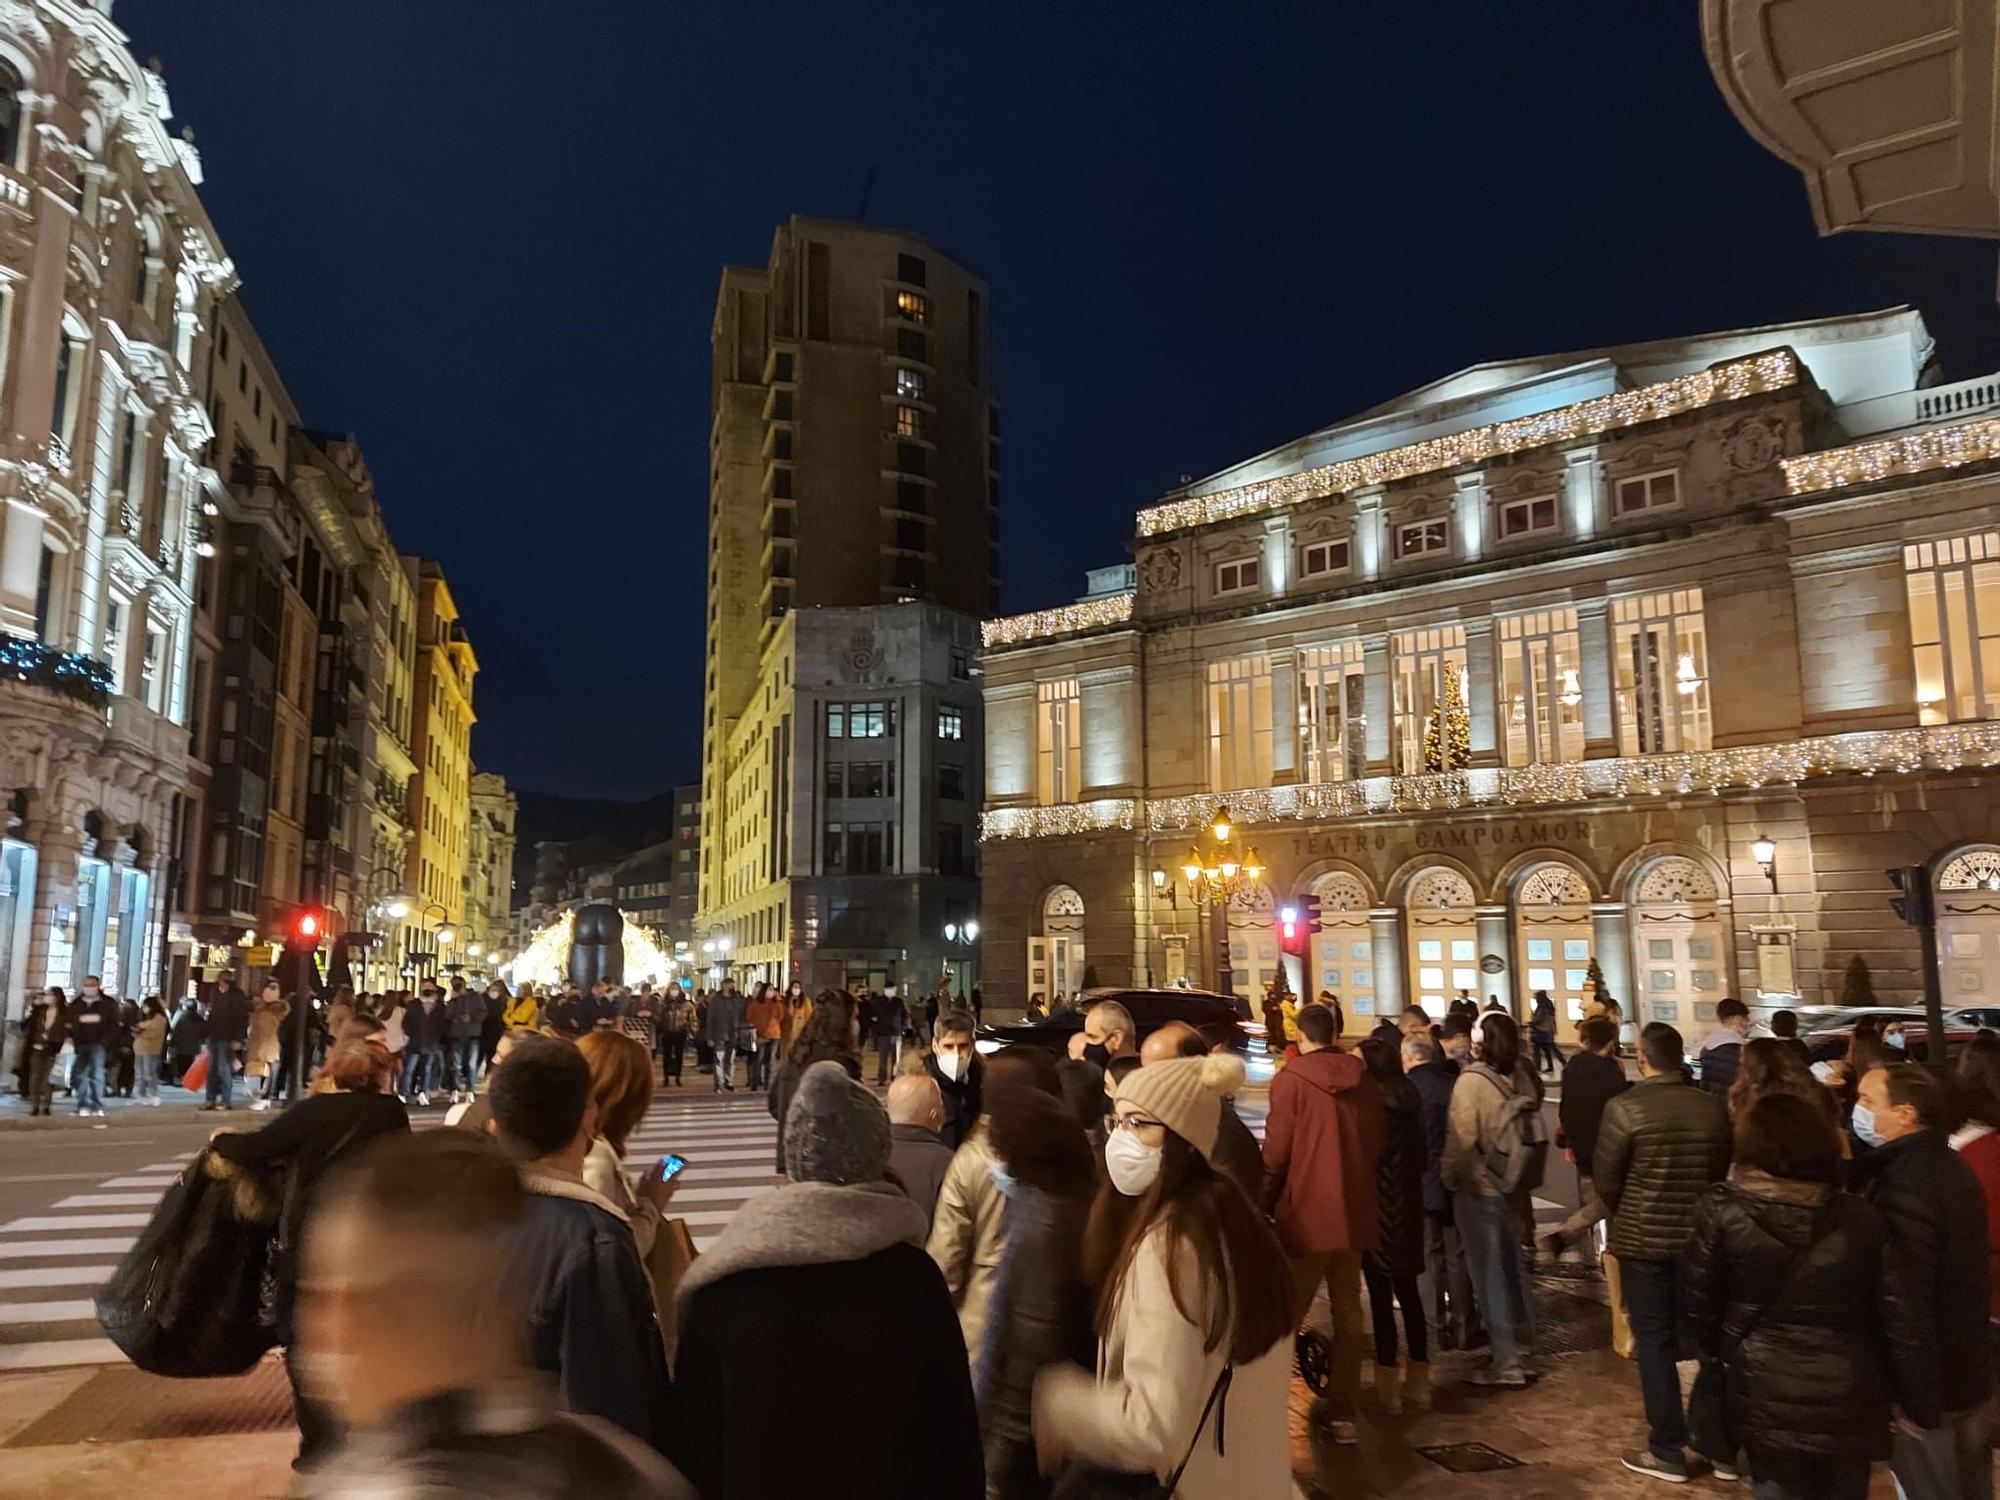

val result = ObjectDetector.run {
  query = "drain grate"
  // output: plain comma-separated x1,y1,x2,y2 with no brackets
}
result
4,1360,293,1447
1416,1441,1524,1474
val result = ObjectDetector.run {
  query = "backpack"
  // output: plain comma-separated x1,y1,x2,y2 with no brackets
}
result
1478,1072,1549,1194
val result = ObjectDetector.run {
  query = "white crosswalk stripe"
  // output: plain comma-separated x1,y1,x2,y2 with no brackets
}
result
0,1090,789,1374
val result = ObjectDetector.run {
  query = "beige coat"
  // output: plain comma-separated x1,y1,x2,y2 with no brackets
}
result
1035,1223,1290,1499
133,1014,167,1058
244,997,290,1077
583,1134,662,1259
924,1125,1006,1359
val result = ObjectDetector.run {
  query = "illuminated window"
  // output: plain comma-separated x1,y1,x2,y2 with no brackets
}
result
1613,589,1710,754
1206,655,1274,790
1391,625,1467,774
1397,519,1450,558
1499,610,1584,765
1036,679,1082,804
1296,641,1365,783
1214,557,1260,596
1497,494,1559,540
1299,539,1350,579
1614,469,1680,518
937,705,964,740
895,367,926,401
1905,531,2000,724
895,405,926,440
895,289,930,324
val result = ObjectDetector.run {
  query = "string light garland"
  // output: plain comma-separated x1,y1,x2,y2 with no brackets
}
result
1782,416,2000,495
0,631,113,707
1135,350,1799,537
978,721,2000,841
982,591,1135,648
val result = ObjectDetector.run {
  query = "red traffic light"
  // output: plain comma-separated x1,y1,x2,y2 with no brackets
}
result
297,911,320,938
285,909,325,953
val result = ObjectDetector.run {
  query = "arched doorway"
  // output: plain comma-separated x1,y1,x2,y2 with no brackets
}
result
1406,867,1479,1018
1028,885,1086,1003
1227,885,1279,1003
1935,848,2000,1005
1306,871,1375,1029
1513,862,1595,1023
1630,856,1725,1028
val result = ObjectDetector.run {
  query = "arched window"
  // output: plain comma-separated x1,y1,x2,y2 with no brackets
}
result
0,59,22,170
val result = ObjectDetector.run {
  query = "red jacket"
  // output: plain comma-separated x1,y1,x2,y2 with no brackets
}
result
1956,1125,2000,1321
1260,1047,1384,1257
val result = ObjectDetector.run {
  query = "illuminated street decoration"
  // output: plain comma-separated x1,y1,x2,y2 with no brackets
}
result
1783,416,2000,495
505,908,679,987
982,591,1135,648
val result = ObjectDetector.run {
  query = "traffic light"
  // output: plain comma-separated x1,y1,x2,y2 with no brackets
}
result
1278,904,1308,957
285,909,325,955
1300,895,1323,935
1886,867,1932,929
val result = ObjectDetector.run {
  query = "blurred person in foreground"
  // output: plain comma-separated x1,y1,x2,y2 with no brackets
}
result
290,1130,691,1500
670,1060,981,1499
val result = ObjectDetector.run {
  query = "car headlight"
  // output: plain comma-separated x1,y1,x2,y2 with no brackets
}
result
974,1038,1003,1055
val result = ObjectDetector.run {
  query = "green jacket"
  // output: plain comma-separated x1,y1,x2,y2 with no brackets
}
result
1593,1069,1731,1261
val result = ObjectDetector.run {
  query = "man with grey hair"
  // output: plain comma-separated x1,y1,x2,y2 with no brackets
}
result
1079,999,1136,1070
886,1072,952,1218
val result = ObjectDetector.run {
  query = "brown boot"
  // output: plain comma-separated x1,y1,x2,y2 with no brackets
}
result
1403,1361,1431,1411
1372,1361,1403,1416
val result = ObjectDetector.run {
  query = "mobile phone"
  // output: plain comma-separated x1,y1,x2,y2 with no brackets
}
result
659,1152,688,1180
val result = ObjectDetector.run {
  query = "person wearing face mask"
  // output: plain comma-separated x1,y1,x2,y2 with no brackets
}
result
67,975,118,1117
1033,1053,1293,1499
1694,997,1752,1098
1851,1063,1994,1499
925,1010,984,1150
886,1073,953,1219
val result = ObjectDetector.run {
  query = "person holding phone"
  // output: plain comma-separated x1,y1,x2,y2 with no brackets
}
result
578,1030,684,1256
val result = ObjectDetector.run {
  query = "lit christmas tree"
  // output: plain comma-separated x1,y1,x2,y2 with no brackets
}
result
1422,662,1472,772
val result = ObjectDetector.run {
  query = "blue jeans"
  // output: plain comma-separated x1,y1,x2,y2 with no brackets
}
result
1620,1255,1690,1462
134,1053,159,1100
401,1046,441,1096
753,1038,779,1088
1455,1191,1533,1377
205,1036,235,1105
450,1037,480,1092
73,1044,105,1111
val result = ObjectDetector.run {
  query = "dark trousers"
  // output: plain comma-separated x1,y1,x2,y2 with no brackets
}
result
873,1033,897,1084
1421,1205,1480,1343
283,1340,340,1468
1530,1029,1560,1072
661,1030,687,1081
1620,1255,1690,1462
1362,1263,1429,1366
1749,1454,1871,1500
25,1051,54,1113
205,1036,236,1105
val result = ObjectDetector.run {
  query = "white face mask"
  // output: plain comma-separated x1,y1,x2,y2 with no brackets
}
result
935,1051,967,1083
1104,1129,1164,1196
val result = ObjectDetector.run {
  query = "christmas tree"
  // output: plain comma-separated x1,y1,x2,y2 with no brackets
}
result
1585,956,1617,1014
1422,662,1472,772
1838,954,1877,1007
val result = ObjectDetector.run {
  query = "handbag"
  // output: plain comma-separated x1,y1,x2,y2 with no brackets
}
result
644,1216,699,1347
1051,1365,1233,1499
1687,1217,1823,1463
181,1049,209,1094
1603,1251,1634,1360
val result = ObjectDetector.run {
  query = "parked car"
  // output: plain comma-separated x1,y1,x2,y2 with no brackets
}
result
975,987,1261,1055
1801,1008,1993,1066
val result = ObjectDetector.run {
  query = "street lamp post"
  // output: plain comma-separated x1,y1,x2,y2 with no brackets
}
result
1751,833,1779,894
1150,804,1266,997
943,919,980,1000
418,902,454,980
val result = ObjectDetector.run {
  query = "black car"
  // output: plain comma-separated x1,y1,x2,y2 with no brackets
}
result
975,987,1261,1056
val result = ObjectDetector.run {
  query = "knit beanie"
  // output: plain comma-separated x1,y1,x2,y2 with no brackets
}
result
1113,1052,1247,1161
784,1059,891,1184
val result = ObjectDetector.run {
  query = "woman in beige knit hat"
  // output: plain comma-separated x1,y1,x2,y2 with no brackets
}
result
1032,1053,1295,1498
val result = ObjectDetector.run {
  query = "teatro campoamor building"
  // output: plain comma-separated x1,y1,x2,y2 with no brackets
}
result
978,308,2000,1033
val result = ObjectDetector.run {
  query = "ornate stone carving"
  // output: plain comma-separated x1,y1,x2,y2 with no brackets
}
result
837,628,881,682
1139,546,1182,593
1635,856,1718,906
1407,868,1476,911
1310,870,1372,913
1938,849,2000,891
1516,862,1592,907
1722,415,1783,473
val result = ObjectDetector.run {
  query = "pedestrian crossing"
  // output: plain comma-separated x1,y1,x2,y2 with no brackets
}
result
0,1088,787,1374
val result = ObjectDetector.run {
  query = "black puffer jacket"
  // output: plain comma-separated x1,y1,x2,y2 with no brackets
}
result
1851,1129,1994,1420
1367,1074,1426,1279
1681,1171,1928,1458
1407,1059,1458,1215
1594,1070,1731,1261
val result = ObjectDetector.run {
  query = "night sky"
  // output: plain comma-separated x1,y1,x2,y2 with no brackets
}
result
116,2,2000,799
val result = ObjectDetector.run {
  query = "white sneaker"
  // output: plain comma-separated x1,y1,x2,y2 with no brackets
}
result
250,1099,271,1112
146,1096,161,1107
416,1091,430,1107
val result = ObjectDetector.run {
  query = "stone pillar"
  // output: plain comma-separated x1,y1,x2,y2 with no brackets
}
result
1262,515,1290,598
1270,650,1297,784
1362,633,1393,774
1576,596,1617,759
1591,901,1634,1027
1352,487,1385,581
1370,908,1404,1016
1463,616,1499,768
1564,445,1602,540
28,823,83,991
1475,905,1513,1016
1454,472,1486,562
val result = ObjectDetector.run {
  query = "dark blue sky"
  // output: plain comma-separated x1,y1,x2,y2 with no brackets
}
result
117,1,2000,798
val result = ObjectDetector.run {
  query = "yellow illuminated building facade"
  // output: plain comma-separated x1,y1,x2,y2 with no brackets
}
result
405,559,477,932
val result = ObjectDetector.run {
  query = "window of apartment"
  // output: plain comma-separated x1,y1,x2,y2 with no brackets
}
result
895,367,927,401
827,701,891,738
1397,518,1450,559
1391,625,1468,774
1499,609,1585,765
771,467,793,499
1613,469,1680,518
1906,531,2000,723
894,516,927,552
769,390,793,421
937,705,964,740
895,442,927,476
896,252,927,287
1207,654,1275,790
805,240,830,341
771,351,794,383
1299,539,1351,580
1297,641,1366,783
950,649,970,680
139,625,165,713
770,428,792,461
894,478,927,513
850,761,893,797
826,821,893,873
1214,557,1260,596
938,824,965,876
894,289,930,324
1036,678,1082,804
116,408,139,496
1496,494,1559,541
1613,588,1710,754
896,327,929,362
939,763,966,800
102,595,127,694
894,404,927,440
49,323,84,461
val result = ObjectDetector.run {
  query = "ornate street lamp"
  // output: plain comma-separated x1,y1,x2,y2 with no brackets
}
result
1154,805,1266,995
1751,833,1778,893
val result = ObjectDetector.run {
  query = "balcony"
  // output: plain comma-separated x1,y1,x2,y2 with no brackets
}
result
979,721,2000,841
0,632,112,709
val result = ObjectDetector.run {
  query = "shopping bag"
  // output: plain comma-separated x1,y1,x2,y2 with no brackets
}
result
181,1050,209,1095
1603,1250,1634,1360
645,1216,699,1346
96,1149,276,1376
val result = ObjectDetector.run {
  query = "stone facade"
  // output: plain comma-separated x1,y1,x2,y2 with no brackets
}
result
464,768,515,970
982,307,2000,1030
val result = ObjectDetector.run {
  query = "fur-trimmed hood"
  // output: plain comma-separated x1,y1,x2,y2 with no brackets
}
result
677,1180,926,1307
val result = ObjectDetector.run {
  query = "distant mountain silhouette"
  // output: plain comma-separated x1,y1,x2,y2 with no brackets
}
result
512,788,679,885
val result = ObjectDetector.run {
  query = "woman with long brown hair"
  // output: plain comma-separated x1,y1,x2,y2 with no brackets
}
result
1728,1036,1844,1143
1033,1053,1293,1498
576,1029,678,1257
